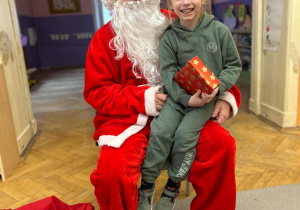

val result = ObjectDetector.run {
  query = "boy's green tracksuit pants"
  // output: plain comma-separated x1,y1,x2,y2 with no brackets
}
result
141,97,216,183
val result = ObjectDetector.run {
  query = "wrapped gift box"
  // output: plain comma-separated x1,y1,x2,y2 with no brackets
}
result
173,56,220,95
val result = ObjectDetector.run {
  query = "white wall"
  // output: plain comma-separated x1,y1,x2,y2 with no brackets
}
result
250,0,299,128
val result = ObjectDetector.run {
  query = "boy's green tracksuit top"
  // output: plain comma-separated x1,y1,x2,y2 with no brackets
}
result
159,14,242,106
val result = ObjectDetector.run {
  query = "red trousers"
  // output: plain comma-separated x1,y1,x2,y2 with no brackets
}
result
90,120,236,210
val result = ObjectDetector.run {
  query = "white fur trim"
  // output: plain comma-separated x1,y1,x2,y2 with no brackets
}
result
97,114,149,148
144,86,162,117
218,91,238,118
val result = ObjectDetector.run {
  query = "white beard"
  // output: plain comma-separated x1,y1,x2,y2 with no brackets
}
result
109,0,169,85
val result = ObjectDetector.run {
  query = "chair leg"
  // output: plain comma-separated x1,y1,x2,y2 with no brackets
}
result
186,179,190,196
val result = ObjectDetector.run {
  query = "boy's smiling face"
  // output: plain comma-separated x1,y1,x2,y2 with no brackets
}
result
169,0,205,29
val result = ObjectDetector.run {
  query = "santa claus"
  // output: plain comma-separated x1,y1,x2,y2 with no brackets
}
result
84,0,240,209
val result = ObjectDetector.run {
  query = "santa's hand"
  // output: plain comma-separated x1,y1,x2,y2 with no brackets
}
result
211,99,231,125
155,93,168,111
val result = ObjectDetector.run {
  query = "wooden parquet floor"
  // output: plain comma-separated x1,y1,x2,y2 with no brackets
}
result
0,68,299,209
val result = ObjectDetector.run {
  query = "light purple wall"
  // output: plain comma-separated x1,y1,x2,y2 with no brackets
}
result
15,0,95,69
15,0,33,16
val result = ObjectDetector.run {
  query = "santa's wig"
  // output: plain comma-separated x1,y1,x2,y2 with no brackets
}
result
101,0,169,84
101,0,116,10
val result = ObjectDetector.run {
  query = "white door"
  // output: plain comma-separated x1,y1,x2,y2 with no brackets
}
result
0,0,37,154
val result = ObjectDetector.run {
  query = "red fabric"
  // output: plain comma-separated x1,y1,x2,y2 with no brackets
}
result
189,120,236,210
160,8,179,19
14,196,94,210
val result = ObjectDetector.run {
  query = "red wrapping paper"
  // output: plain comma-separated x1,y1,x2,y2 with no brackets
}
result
173,56,220,95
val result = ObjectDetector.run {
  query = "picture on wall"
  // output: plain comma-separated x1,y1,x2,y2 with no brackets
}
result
48,0,81,14
263,0,283,51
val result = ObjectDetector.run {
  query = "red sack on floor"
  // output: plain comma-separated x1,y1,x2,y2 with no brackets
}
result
14,196,94,210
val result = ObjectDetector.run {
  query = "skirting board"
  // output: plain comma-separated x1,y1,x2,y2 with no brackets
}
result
249,99,297,128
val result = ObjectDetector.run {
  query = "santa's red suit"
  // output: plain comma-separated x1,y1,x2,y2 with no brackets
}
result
84,10,241,210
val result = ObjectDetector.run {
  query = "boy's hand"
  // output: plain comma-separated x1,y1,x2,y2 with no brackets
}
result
201,87,219,104
155,93,168,111
187,90,206,107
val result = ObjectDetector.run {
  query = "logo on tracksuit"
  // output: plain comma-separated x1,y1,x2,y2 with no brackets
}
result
206,42,218,53
176,151,194,178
